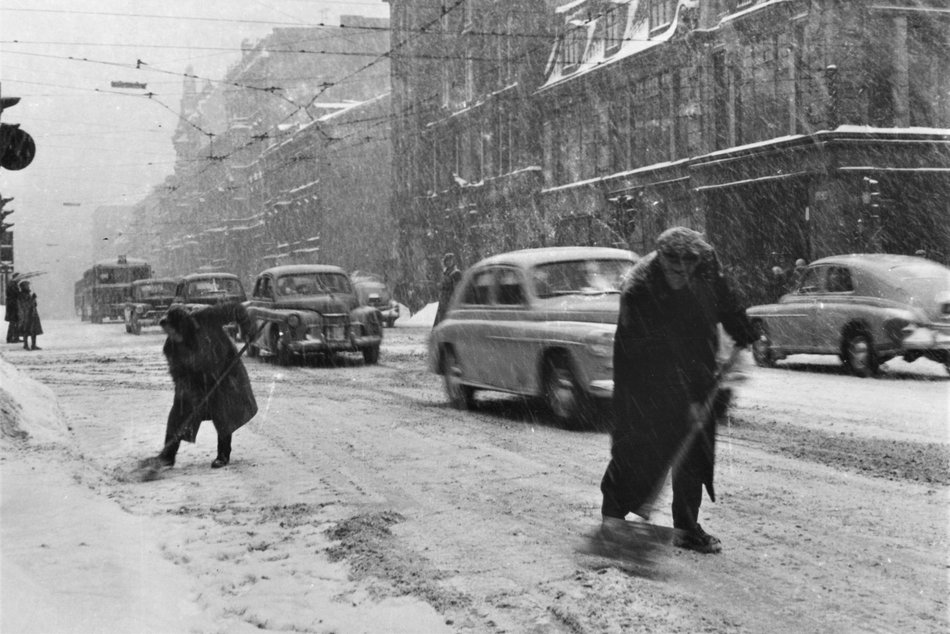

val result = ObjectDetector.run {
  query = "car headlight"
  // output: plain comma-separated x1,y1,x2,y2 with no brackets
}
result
286,313,301,329
585,331,614,357
135,305,144,315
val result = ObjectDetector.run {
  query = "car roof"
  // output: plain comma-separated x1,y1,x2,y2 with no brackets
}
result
258,264,347,277
471,246,637,269
132,277,177,285
810,254,948,278
95,257,149,266
180,272,240,281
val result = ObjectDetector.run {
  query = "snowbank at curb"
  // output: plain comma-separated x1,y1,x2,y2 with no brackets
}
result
1,356,216,633
0,355,69,444
400,302,437,328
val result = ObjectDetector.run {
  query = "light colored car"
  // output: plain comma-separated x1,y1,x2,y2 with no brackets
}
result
746,254,950,376
123,277,177,335
245,264,383,365
428,246,638,427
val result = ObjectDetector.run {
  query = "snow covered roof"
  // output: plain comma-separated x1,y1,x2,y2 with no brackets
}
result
540,0,696,92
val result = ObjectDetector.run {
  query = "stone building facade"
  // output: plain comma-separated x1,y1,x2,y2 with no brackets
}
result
126,16,393,288
391,0,950,305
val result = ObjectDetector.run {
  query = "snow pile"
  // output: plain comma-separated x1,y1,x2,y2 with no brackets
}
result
0,356,69,445
401,302,438,328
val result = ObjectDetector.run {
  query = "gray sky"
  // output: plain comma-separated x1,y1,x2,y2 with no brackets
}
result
0,0,388,315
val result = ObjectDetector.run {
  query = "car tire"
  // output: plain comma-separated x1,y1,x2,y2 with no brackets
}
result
542,353,587,429
442,347,475,410
751,321,776,368
363,345,380,365
843,332,878,378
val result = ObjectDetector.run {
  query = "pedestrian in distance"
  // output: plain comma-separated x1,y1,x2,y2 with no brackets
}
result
16,279,42,351
5,273,21,343
433,252,462,326
600,226,756,554
153,302,258,470
788,258,808,292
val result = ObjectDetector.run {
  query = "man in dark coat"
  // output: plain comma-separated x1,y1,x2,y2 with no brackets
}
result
433,252,462,326
5,274,21,343
156,302,257,469
600,227,755,553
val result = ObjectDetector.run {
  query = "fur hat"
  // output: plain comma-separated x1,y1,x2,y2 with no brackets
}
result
160,306,197,341
655,226,712,259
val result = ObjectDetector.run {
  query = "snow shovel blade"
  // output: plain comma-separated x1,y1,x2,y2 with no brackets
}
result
116,457,171,483
578,519,674,567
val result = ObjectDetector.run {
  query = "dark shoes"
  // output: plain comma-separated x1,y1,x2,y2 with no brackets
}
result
673,523,722,554
211,455,230,469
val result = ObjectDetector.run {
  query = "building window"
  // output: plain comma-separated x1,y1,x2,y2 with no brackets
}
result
649,0,675,31
497,105,512,175
561,27,586,71
608,96,626,172
713,51,729,150
604,5,625,53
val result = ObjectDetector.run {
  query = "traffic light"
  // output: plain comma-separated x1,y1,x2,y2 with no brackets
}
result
0,196,12,265
0,96,36,171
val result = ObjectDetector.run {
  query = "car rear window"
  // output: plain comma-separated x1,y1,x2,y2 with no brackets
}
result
531,259,632,298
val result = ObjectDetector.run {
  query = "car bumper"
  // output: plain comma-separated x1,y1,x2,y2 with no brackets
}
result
902,326,950,352
286,334,382,355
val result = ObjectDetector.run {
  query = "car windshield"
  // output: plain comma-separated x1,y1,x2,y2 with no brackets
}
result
136,282,176,298
187,278,242,296
531,258,633,298
277,272,352,296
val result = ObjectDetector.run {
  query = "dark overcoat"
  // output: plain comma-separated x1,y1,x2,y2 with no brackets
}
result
608,251,754,508
433,266,462,325
16,290,43,337
4,279,19,323
163,302,257,443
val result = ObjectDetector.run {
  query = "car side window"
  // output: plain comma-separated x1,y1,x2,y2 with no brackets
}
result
462,269,495,305
254,277,273,299
796,267,822,294
825,266,854,293
496,268,526,305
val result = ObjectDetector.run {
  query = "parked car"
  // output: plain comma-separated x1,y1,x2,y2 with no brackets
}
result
351,272,400,327
244,264,383,365
746,254,950,376
172,272,248,339
428,246,638,427
123,277,178,335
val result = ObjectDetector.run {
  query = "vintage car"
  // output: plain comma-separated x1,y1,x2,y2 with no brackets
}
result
746,254,950,377
351,272,400,327
244,264,383,365
123,277,178,335
171,272,248,339
428,246,638,427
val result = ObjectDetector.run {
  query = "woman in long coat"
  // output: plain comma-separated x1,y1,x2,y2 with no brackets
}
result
156,302,257,469
16,280,42,350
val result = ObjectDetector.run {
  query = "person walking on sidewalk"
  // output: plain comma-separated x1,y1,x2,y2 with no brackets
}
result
600,226,755,553
433,252,462,326
16,279,42,351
